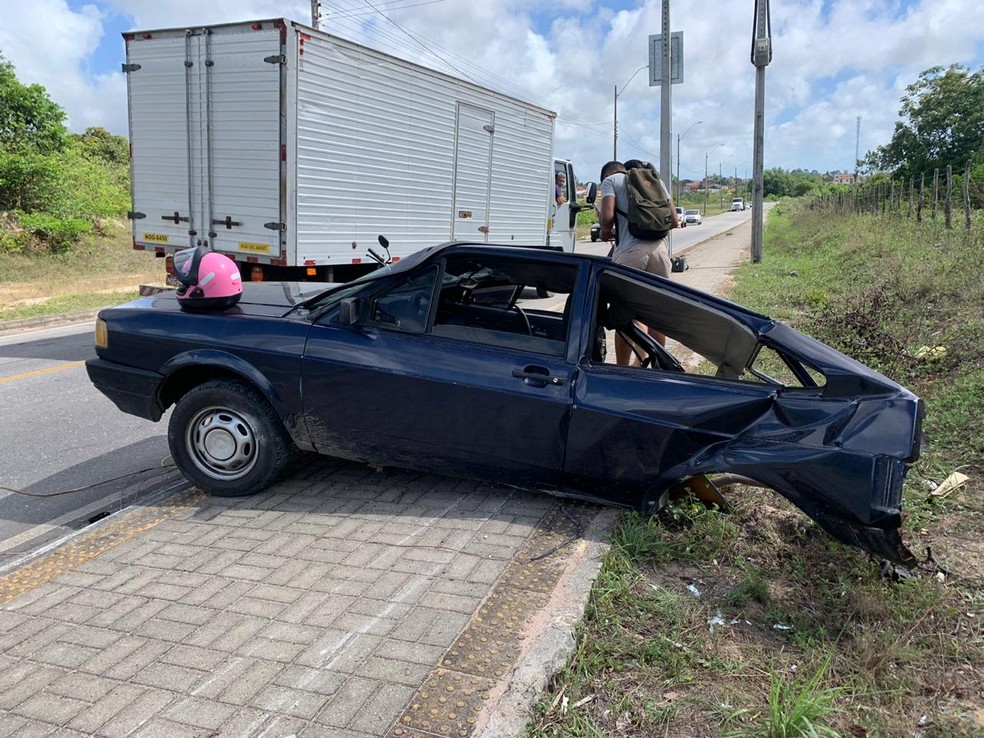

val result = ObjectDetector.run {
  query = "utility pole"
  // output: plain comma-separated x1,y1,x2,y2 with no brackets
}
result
750,0,772,263
719,161,724,211
614,66,648,160
704,145,720,216
613,84,618,160
854,115,861,185
311,0,321,29
676,121,702,203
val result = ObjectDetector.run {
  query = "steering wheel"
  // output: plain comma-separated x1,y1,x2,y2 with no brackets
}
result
511,305,533,335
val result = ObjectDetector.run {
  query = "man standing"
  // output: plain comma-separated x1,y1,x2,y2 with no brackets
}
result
599,159,680,365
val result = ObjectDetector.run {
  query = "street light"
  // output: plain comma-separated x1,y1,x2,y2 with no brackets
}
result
676,120,702,203
613,65,648,160
704,144,721,216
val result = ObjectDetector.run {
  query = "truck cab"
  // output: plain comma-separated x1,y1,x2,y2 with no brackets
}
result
548,158,580,252
731,198,745,212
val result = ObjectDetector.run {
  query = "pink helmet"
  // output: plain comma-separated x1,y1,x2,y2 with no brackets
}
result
173,246,243,310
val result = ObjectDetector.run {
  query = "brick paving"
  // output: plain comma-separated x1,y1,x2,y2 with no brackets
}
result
0,222,752,737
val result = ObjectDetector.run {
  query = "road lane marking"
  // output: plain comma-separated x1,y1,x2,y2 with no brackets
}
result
0,360,85,384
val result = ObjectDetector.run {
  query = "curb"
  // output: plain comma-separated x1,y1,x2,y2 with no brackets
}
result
0,309,101,337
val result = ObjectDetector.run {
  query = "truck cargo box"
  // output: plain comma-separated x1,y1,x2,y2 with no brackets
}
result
124,18,575,280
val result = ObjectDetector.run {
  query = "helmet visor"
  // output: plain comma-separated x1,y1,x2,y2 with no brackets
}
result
173,246,204,286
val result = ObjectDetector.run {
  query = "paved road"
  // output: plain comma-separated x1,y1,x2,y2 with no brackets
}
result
0,323,184,563
574,206,754,257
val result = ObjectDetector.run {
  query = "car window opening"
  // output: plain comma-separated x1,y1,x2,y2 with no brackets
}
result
593,270,826,388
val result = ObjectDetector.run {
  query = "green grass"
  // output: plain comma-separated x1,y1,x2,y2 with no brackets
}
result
0,222,161,322
0,289,140,321
527,199,984,738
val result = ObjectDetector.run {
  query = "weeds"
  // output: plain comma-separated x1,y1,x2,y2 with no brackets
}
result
527,202,984,738
758,655,843,738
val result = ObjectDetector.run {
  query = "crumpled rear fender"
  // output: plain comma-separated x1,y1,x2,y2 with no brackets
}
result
666,442,913,563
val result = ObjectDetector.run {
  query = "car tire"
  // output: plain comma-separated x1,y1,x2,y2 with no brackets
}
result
168,378,293,497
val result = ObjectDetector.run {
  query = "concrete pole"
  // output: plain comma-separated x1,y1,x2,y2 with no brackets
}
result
751,64,765,262
750,0,771,263
613,84,618,160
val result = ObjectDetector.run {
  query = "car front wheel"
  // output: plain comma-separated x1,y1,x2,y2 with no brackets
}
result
168,378,292,497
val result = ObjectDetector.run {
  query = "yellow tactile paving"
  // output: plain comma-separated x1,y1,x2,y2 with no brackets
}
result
0,489,205,606
388,502,597,738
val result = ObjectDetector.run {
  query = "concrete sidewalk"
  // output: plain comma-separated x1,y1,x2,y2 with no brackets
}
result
0,223,751,738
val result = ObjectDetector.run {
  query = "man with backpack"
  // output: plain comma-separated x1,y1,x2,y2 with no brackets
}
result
598,159,681,365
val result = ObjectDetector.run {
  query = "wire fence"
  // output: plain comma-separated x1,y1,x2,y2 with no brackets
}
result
809,161,982,231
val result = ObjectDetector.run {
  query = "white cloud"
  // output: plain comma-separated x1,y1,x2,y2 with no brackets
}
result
0,0,981,181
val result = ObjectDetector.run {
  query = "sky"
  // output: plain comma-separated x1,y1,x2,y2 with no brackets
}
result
0,0,982,185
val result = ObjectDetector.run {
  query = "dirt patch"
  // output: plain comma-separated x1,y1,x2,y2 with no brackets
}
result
0,274,157,304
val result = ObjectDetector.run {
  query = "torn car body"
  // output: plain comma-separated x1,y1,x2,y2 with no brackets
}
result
87,243,922,564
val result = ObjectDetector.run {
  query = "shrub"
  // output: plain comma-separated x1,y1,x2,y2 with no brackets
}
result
0,150,59,212
15,211,92,253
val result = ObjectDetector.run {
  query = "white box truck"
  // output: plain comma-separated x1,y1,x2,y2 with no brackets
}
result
123,18,584,282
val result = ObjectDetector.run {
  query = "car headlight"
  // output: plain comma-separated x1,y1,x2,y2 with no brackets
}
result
95,318,108,348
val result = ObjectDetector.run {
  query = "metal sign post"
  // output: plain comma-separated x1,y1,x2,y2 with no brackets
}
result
750,0,772,263
649,0,682,257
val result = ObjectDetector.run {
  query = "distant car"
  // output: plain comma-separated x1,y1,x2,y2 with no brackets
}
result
87,242,923,564
685,209,702,225
731,198,745,211
675,207,687,227
590,222,601,241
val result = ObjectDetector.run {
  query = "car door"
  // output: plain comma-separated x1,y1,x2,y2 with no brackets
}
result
563,264,779,507
300,253,582,488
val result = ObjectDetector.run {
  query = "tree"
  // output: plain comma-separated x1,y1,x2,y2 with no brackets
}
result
0,53,67,154
873,64,984,181
70,127,129,165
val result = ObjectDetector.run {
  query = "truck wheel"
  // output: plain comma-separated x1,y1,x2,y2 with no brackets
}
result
168,379,292,497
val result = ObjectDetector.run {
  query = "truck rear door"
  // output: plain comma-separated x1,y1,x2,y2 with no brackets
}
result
126,25,284,258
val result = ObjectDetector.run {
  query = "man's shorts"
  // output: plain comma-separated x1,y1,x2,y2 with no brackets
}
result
612,239,671,278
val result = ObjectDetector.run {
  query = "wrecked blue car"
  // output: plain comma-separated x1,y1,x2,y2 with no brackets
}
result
86,243,922,564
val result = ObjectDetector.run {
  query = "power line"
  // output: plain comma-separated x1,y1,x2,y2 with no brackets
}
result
322,0,611,132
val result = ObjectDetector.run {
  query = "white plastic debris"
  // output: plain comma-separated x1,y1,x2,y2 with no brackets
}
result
686,583,701,598
707,611,726,633
912,345,948,360
929,472,969,498
773,623,794,631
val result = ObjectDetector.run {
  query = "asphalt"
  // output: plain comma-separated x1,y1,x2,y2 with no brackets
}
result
0,222,752,737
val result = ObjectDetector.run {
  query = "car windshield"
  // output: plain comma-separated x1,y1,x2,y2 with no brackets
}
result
296,244,444,313
686,210,699,215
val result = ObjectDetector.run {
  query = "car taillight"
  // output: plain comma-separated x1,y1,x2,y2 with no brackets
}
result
251,265,264,282
164,255,175,277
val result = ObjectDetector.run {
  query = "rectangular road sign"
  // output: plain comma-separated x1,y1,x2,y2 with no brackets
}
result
649,32,683,85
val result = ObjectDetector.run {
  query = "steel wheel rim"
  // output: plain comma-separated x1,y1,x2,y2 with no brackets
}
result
185,405,258,481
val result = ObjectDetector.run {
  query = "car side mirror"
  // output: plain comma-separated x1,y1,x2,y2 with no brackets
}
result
338,297,363,325
585,182,598,205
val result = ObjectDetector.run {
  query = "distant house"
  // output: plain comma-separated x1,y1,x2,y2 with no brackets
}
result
830,171,867,185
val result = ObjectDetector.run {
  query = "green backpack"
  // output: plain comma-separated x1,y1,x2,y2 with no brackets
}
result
618,165,674,241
